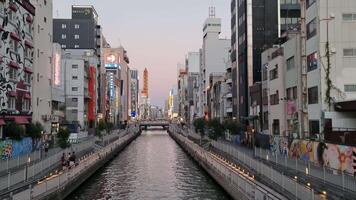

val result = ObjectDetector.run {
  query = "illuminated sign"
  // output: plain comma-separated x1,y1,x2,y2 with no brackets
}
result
54,53,61,86
105,54,120,69
108,73,115,101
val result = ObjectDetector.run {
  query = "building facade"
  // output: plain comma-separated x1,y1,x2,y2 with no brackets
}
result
129,69,139,119
30,0,53,135
51,43,65,134
303,0,356,140
231,0,279,122
0,0,36,138
199,8,230,119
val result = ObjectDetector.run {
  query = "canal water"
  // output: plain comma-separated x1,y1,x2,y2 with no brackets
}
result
66,130,231,200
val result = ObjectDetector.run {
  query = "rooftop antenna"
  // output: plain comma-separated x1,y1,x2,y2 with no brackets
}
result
209,6,216,18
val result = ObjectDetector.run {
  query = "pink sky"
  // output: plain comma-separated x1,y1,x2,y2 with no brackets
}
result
54,0,230,107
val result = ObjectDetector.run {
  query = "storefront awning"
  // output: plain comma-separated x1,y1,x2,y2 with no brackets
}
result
335,100,356,112
0,119,5,126
14,117,29,124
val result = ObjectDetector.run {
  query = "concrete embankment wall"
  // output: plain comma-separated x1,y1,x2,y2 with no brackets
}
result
32,130,141,200
168,130,287,200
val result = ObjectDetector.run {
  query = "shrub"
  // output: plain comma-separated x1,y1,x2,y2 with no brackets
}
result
193,118,206,135
223,119,241,135
26,122,43,139
207,118,225,141
57,128,70,149
4,122,25,141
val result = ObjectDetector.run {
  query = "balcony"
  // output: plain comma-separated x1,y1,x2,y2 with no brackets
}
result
226,107,233,113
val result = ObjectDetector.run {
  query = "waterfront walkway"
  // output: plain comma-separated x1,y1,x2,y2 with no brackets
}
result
176,125,356,200
0,127,136,199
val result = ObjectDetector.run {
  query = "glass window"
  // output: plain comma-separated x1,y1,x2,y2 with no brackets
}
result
72,76,78,80
22,99,30,111
307,52,318,72
24,73,31,84
269,65,278,80
270,92,279,105
308,86,318,104
343,13,353,21
61,24,67,29
306,0,316,8
7,97,16,110
61,34,66,39
272,120,280,135
72,65,78,69
75,24,80,29
72,98,78,102
309,120,320,137
343,48,356,56
9,68,17,80
74,45,79,48
72,87,78,91
345,85,356,92
286,56,295,70
307,18,317,39
74,34,80,39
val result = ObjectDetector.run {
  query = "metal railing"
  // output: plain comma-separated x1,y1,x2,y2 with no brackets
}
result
169,125,320,200
0,129,130,194
211,141,322,200
9,130,138,200
254,146,356,193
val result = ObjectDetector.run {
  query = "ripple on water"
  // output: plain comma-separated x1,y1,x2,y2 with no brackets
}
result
66,131,232,200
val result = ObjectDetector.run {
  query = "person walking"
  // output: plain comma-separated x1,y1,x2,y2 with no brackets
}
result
61,153,67,170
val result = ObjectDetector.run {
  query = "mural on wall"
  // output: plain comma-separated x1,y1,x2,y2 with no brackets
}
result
269,135,356,175
0,137,33,160
0,140,12,160
0,1,34,114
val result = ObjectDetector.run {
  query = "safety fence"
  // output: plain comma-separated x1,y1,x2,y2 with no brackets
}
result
9,130,138,200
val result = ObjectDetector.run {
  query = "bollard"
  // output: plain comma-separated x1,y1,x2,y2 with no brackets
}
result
7,171,11,189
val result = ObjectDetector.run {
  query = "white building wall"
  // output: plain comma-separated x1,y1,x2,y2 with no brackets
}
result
201,17,231,115
64,59,85,128
187,52,200,73
31,0,53,133
267,56,286,136
306,0,356,131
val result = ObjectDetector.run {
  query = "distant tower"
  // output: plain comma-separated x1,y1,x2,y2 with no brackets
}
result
209,6,216,18
142,68,149,98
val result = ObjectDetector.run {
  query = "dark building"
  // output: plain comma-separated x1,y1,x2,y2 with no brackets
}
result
231,0,280,123
53,5,103,123
280,1,301,34
53,6,101,51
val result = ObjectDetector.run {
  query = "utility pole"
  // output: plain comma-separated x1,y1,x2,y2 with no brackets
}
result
300,0,308,139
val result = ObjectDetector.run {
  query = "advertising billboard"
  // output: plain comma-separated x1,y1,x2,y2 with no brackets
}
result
104,49,121,69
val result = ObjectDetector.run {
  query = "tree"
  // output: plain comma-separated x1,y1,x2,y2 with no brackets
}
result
207,118,225,141
106,122,114,134
223,119,241,135
26,122,43,139
4,122,25,141
97,120,106,131
193,118,206,136
57,128,70,149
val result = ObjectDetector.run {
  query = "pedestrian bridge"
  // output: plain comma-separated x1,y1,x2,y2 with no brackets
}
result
139,120,170,129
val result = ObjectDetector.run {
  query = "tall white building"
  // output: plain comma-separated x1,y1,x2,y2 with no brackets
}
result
62,49,98,130
303,0,356,138
199,8,231,119
31,0,53,134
